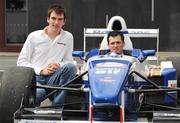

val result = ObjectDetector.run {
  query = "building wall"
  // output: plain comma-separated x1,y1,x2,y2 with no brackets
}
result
28,0,180,51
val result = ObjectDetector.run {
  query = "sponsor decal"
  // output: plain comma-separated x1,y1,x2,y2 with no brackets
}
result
168,80,177,93
95,62,125,68
57,42,66,46
19,119,60,123
94,62,126,75
168,80,177,88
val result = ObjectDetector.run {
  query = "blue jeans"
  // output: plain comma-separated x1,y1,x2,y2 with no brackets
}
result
36,63,76,106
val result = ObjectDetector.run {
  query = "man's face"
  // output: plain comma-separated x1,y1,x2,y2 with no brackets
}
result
47,11,65,32
108,35,124,53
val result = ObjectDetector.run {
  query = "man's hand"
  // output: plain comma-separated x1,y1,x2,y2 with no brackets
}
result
48,63,60,70
40,63,60,76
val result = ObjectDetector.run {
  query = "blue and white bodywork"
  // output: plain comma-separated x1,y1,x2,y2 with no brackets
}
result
88,54,134,105
74,48,177,122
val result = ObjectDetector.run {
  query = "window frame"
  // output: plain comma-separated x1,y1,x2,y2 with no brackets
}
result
0,0,22,52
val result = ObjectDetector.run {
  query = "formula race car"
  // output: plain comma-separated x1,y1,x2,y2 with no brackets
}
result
0,16,180,123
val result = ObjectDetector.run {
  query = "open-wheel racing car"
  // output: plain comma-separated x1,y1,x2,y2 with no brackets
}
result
0,16,180,123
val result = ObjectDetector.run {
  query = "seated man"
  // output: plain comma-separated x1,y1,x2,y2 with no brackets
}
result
106,30,148,80
106,30,125,54
17,4,76,106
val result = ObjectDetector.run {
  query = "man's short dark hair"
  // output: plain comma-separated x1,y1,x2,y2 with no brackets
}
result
107,30,124,44
47,4,66,20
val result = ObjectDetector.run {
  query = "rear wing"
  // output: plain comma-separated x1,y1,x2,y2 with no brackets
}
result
84,28,159,60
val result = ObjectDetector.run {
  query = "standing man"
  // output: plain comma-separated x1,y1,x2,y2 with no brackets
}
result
17,4,76,106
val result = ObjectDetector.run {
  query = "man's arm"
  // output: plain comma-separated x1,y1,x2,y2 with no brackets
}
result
59,34,74,66
17,34,42,75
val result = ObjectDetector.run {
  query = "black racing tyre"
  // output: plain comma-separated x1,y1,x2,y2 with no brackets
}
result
0,66,36,123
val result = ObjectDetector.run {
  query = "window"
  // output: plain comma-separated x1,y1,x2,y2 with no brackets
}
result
0,0,28,52
6,0,28,45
